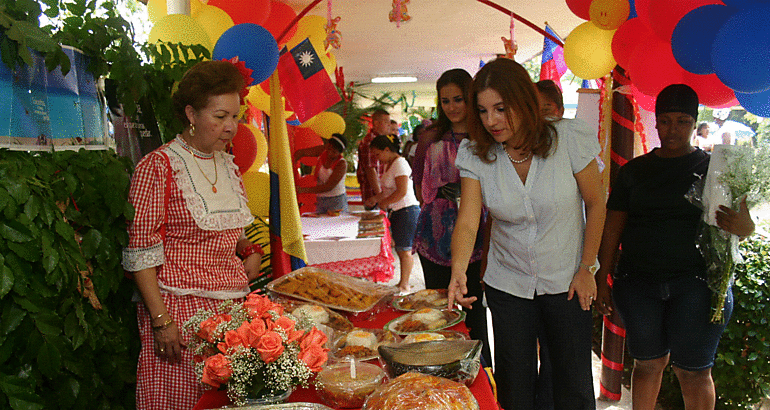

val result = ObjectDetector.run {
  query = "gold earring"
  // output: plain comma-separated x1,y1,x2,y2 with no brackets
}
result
190,124,195,137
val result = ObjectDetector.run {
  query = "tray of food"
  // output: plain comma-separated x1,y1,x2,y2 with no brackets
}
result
330,328,400,361
216,402,335,409
401,330,469,344
383,308,466,335
392,289,449,311
266,267,398,314
277,300,354,333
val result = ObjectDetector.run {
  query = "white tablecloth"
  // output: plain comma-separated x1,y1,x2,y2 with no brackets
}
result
300,215,382,265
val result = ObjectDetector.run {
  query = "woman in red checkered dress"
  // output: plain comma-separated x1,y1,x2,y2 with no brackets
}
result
122,61,262,410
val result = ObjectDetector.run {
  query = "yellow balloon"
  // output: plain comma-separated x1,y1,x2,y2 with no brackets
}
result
286,15,327,49
193,5,234,46
242,171,271,217
564,22,617,80
245,86,295,119
190,0,203,17
149,14,213,57
589,0,630,30
324,52,337,79
309,112,345,140
147,0,167,24
245,124,268,174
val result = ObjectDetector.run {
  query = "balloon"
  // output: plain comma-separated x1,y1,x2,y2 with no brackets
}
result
628,37,685,97
231,123,257,174
628,0,638,18
208,0,271,26
632,86,656,112
147,0,167,23
682,72,737,108
720,0,770,7
566,0,593,20
286,15,327,49
634,0,653,28
671,5,736,75
213,24,279,85
190,0,203,17
261,1,298,46
712,96,738,109
648,0,721,41
245,124,268,173
242,171,270,217
712,5,770,93
736,88,770,117
325,52,337,79
193,5,235,46
148,14,213,55
308,112,345,140
563,22,617,80
590,0,630,30
293,127,323,152
611,18,653,70
246,85,294,119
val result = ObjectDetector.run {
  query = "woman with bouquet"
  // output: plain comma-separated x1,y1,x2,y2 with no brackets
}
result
594,84,755,410
122,61,261,409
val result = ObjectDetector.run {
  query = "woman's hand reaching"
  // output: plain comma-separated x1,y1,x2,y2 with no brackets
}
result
448,272,477,310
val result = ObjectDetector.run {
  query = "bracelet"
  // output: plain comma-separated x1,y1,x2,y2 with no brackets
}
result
152,318,173,330
239,243,264,259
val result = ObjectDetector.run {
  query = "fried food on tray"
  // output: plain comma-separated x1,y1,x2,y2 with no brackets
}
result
271,269,382,311
362,372,479,410
289,303,354,332
392,308,453,334
333,328,398,360
396,289,449,310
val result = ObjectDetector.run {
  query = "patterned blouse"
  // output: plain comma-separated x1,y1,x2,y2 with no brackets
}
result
413,131,486,266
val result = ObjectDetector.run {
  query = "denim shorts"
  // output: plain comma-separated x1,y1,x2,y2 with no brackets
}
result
315,194,348,214
612,275,732,370
388,205,420,252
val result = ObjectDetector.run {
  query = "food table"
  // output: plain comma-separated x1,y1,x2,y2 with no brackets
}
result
300,213,395,283
194,304,500,410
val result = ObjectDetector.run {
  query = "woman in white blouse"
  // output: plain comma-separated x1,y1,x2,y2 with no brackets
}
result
365,134,421,293
449,58,606,410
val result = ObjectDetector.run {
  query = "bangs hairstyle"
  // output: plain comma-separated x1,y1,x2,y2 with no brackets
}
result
371,134,401,155
172,60,245,127
426,68,473,144
468,58,555,163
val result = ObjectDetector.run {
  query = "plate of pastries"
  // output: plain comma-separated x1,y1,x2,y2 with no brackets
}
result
384,308,465,335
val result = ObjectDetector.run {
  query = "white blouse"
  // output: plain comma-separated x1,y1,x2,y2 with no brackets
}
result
456,119,599,299
379,156,420,211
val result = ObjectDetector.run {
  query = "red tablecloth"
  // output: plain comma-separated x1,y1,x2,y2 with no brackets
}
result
194,306,500,409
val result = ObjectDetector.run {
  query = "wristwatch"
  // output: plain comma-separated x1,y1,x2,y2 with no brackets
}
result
579,261,600,275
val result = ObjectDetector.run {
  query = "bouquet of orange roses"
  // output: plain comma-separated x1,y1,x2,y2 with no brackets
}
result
184,292,329,406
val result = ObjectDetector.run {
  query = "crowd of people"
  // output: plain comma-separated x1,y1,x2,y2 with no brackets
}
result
122,58,755,410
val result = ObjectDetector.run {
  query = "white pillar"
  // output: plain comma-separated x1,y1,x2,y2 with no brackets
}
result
166,0,190,15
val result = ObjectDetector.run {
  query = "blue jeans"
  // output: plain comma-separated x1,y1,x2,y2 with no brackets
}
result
613,275,732,370
388,205,420,252
315,193,348,214
486,286,595,410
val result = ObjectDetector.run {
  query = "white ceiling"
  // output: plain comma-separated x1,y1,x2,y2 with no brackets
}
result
283,0,585,110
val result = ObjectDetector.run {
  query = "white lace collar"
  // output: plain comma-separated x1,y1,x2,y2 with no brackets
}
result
162,137,253,231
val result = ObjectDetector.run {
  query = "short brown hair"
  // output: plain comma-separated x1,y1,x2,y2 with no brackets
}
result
535,79,564,110
468,58,555,163
172,61,245,126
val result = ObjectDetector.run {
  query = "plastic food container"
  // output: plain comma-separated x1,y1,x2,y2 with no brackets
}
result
378,339,482,386
314,361,385,408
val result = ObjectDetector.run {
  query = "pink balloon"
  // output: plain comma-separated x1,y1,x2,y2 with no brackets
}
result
208,0,271,26
712,96,738,109
566,0,593,20
611,18,653,71
628,37,686,98
682,72,737,108
648,0,721,41
231,123,257,175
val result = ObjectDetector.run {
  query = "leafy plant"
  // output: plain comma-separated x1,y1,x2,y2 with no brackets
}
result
0,148,138,409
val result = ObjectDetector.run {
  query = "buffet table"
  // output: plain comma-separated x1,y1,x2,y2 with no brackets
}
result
195,305,500,410
300,213,395,283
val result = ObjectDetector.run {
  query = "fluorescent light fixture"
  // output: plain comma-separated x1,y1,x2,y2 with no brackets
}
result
371,76,418,83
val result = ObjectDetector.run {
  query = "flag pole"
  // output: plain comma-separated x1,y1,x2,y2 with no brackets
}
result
276,0,325,44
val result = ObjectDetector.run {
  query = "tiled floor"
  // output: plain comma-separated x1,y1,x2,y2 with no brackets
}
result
386,251,633,410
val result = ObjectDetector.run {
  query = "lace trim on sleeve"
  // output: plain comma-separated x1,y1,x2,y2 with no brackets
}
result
122,242,164,272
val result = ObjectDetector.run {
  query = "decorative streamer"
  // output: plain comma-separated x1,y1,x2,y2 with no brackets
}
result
325,0,341,50
500,13,517,59
389,0,411,27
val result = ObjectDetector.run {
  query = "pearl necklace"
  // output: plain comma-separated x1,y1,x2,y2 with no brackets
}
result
505,147,532,164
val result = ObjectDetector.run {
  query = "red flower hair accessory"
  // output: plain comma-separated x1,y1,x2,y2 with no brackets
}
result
223,57,254,105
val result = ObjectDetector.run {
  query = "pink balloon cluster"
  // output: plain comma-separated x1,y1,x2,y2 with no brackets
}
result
567,0,770,116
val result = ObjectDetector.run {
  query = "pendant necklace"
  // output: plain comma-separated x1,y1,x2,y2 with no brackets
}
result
505,147,532,164
193,154,218,193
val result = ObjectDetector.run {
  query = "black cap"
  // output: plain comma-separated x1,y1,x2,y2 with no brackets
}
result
655,84,699,120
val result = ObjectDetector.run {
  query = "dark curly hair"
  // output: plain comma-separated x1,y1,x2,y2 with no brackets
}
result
371,134,401,155
172,60,245,127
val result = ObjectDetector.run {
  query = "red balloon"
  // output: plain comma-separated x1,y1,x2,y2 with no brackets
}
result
208,0,271,26
611,18,653,71
648,0,721,41
634,0,653,28
711,96,738,109
632,86,656,112
682,72,737,108
566,0,593,20
261,1,298,45
628,37,686,98
231,123,257,174
292,127,323,152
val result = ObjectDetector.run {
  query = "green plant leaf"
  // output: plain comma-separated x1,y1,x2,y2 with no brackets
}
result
0,220,34,242
36,342,62,379
0,262,13,299
0,376,45,410
33,312,61,336
7,242,39,262
0,303,26,336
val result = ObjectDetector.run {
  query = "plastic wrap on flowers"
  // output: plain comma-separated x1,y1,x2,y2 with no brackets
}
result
362,372,479,410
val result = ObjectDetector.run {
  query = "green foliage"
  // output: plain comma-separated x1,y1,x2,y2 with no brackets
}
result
0,148,139,409
657,236,770,409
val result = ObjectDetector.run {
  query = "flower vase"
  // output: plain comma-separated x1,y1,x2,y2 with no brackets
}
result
243,387,293,405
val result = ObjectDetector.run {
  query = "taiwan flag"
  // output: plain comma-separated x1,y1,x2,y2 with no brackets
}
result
540,25,567,89
277,38,341,123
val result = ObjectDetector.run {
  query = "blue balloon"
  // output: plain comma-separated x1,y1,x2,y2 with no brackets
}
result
720,0,770,8
213,23,279,85
672,5,736,75
628,0,638,19
736,89,770,117
712,5,770,93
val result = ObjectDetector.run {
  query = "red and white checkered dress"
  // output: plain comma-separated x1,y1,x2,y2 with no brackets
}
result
123,137,254,410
